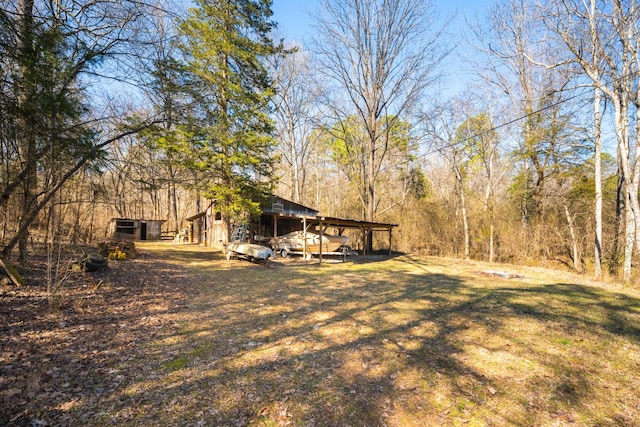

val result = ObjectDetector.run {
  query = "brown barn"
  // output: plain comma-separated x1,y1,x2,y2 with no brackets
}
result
185,196,318,249
186,195,396,256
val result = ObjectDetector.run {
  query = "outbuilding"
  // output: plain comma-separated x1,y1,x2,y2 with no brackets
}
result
186,195,397,259
108,218,166,241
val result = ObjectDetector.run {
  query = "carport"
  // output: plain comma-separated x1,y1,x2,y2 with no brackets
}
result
260,212,397,264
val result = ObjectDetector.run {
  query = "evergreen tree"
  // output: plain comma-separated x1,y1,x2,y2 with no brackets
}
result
176,0,283,240
0,1,154,261
0,1,100,260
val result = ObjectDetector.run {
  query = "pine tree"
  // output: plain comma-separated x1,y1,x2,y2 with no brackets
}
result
1,0,99,260
176,0,283,240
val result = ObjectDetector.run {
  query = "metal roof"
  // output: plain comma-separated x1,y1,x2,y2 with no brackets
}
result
185,211,206,222
265,212,397,231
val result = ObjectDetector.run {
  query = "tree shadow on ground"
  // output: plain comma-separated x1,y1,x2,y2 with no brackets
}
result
103,250,640,425
104,250,640,425
0,248,198,425
5,246,640,426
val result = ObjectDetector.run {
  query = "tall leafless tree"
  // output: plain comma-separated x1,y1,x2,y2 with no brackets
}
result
545,0,640,281
313,0,449,231
470,0,589,267
425,100,475,260
271,45,327,205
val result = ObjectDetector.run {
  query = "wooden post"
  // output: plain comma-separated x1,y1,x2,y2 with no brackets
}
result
319,220,324,265
303,217,308,259
388,227,393,255
257,215,262,243
273,215,278,239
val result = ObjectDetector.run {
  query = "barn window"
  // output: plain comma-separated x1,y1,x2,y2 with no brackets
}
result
116,220,135,235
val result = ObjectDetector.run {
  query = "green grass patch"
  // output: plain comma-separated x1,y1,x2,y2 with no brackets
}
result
161,356,189,371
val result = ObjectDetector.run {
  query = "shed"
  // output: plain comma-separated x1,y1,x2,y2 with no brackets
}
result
108,218,166,241
186,195,397,258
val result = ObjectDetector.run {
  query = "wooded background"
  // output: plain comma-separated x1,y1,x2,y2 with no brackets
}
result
1,0,637,281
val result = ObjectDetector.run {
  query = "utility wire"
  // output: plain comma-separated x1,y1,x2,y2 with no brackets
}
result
418,84,596,162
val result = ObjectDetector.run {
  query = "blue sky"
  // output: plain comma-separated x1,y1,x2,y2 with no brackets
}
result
271,0,317,43
271,0,494,96
269,1,617,154
271,0,493,44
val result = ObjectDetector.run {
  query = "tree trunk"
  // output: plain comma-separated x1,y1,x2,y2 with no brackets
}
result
623,185,635,283
610,169,624,277
15,0,36,262
366,131,376,252
563,202,581,272
587,0,603,279
455,166,470,260
489,222,495,263
291,120,301,203
484,185,495,263
594,86,603,279
615,105,634,283
485,150,496,263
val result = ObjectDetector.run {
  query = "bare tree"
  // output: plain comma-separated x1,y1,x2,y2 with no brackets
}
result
455,106,504,263
545,0,640,281
590,0,604,279
426,101,474,260
313,0,449,232
470,0,592,268
271,45,327,205
0,0,158,260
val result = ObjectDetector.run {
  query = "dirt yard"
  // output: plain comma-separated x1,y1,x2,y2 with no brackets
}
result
2,242,640,426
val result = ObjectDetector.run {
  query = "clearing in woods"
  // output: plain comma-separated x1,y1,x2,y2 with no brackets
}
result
1,242,640,426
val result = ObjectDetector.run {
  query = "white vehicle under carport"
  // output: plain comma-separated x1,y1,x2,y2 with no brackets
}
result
270,230,352,258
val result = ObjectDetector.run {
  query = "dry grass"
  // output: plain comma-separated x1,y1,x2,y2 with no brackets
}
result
3,242,640,426
118,244,640,426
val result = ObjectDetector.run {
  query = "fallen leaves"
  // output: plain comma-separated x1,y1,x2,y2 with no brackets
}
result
3,243,640,426
0,248,195,426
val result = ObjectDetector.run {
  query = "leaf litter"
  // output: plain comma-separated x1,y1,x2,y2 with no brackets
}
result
1,242,640,426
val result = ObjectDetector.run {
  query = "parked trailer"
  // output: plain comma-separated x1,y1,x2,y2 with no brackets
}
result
224,241,274,263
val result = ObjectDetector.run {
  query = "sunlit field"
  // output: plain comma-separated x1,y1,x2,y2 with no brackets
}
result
107,243,640,425
3,242,639,426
